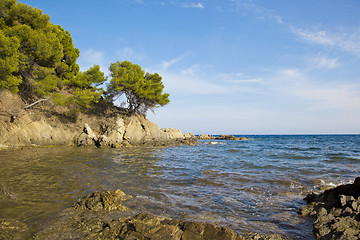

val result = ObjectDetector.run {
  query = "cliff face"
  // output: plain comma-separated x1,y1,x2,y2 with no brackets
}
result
0,90,196,148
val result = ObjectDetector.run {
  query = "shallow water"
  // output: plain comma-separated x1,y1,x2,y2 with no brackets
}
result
0,135,359,239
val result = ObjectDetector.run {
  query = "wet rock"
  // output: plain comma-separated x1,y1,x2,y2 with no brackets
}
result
298,177,360,239
34,189,289,240
197,134,253,141
67,212,255,240
243,232,288,240
73,189,131,211
0,218,29,240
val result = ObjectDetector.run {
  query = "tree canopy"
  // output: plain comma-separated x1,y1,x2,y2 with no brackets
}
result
108,61,170,115
0,1,169,115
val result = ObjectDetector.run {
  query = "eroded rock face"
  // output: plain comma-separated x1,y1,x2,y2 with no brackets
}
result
0,90,196,148
298,177,360,239
76,115,197,148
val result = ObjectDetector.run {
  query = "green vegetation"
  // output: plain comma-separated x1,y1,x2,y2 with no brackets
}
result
0,0,169,115
108,61,170,114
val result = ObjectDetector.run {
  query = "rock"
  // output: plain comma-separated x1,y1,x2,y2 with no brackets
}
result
33,189,288,240
161,128,184,139
197,134,252,141
0,218,29,240
0,91,197,148
67,212,244,240
298,177,360,239
198,134,215,140
73,189,131,211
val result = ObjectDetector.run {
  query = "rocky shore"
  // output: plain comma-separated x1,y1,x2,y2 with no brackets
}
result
197,134,252,141
298,177,360,239
0,90,196,148
0,189,285,240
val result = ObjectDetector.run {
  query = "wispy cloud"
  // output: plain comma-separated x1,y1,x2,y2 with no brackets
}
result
160,53,190,71
181,3,205,9
217,72,264,84
78,49,109,75
308,55,340,70
230,0,283,24
228,1,360,57
116,47,147,62
291,26,360,57
271,68,360,111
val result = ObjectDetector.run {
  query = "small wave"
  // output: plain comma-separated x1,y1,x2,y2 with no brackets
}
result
208,141,226,145
311,178,354,191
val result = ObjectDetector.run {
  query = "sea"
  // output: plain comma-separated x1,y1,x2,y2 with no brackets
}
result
0,135,359,239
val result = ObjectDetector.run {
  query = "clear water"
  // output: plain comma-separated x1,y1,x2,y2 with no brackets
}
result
0,135,359,239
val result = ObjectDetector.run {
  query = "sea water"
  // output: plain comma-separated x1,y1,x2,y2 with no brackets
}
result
0,135,359,239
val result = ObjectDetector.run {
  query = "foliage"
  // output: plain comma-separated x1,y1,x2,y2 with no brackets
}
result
0,0,80,97
1,1,169,115
0,0,106,113
108,61,170,114
53,65,107,112
0,27,21,93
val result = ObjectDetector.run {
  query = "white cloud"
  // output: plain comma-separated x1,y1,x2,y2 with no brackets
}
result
181,3,205,9
160,53,190,71
217,72,263,84
291,26,360,56
230,0,283,24
117,47,134,60
309,55,340,70
79,49,104,66
272,68,360,111
77,49,109,75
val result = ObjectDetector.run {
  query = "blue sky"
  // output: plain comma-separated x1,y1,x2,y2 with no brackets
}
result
21,0,360,134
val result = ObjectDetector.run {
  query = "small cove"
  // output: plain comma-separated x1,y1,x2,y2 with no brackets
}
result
1,135,359,239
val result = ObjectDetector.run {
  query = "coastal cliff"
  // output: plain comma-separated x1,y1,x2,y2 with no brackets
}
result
0,90,196,148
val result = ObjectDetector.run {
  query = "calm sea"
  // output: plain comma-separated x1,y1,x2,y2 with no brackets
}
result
0,135,359,239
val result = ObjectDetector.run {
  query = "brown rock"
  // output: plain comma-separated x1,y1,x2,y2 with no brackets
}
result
73,189,130,211
299,177,360,239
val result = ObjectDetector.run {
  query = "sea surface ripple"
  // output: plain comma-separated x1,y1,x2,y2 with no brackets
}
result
0,135,359,239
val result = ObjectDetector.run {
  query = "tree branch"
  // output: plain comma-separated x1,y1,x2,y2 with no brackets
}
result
23,98,48,109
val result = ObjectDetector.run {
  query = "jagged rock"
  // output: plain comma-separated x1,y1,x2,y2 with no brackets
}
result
33,189,288,240
298,177,360,239
0,90,197,148
73,189,131,211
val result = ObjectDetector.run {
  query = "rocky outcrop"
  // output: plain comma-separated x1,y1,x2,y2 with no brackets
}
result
0,90,196,148
198,134,252,141
74,212,243,240
73,189,131,211
29,189,288,240
76,115,197,147
298,177,360,239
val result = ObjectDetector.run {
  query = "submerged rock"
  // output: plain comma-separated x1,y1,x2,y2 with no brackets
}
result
81,212,243,240
0,218,29,240
298,177,360,239
33,189,288,240
73,189,131,211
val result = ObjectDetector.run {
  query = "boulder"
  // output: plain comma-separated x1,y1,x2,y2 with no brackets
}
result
73,189,131,211
161,128,184,140
298,177,360,239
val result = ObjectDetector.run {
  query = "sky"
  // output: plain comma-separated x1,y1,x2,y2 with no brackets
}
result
20,0,360,135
